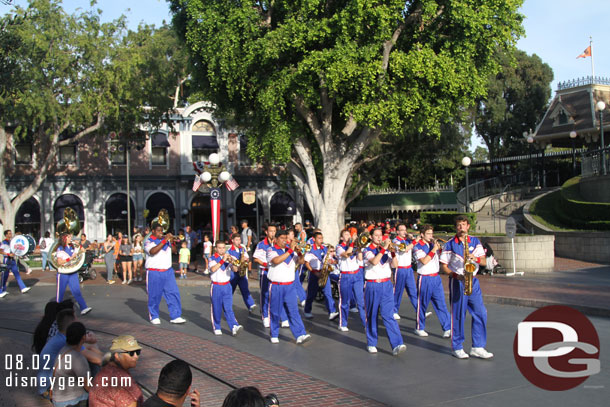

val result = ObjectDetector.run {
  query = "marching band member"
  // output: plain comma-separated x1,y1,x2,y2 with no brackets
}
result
54,233,90,314
440,215,493,359
144,224,185,325
266,230,311,344
287,228,307,306
392,223,418,320
208,240,243,336
0,230,31,297
336,229,365,331
253,223,275,327
412,225,451,338
362,228,406,355
228,234,257,312
303,232,339,320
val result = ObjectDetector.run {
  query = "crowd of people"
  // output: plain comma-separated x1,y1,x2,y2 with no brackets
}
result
31,298,279,407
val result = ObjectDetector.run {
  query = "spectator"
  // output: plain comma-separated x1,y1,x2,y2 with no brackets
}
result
143,359,199,407
32,301,59,354
103,234,117,284
240,220,254,253
185,225,198,252
51,322,91,407
202,234,212,274
222,387,278,407
48,299,75,341
178,241,190,279
80,234,91,251
39,231,54,271
37,309,76,397
89,335,144,407
119,235,134,284
132,234,144,282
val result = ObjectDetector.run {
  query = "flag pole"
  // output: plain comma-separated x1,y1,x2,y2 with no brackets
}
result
590,36,595,79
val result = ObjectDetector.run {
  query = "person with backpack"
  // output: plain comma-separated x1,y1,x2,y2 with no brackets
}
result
39,231,55,272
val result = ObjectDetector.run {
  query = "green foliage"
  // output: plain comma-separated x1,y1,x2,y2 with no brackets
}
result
171,0,525,163
419,211,477,233
474,49,553,160
473,146,489,162
0,0,180,142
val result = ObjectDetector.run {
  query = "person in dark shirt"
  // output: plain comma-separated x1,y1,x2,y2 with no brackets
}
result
144,360,199,407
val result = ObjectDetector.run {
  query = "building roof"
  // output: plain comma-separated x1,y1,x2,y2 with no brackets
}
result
350,191,458,214
533,77,610,148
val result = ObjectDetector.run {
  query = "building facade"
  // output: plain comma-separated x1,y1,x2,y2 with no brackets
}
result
6,102,311,240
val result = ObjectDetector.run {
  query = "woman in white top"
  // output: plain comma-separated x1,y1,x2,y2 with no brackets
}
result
39,231,55,272
132,234,144,282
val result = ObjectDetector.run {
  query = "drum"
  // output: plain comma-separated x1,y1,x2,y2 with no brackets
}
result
9,234,35,257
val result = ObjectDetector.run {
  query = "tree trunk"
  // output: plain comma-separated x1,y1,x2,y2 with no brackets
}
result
0,206,16,234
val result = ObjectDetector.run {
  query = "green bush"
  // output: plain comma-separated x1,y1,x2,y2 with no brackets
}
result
559,177,610,222
420,212,476,233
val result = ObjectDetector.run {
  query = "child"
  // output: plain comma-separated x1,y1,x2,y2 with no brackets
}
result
179,241,190,279
202,234,212,275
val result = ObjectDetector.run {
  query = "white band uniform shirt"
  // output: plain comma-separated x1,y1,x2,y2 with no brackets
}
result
144,236,172,270
363,244,392,281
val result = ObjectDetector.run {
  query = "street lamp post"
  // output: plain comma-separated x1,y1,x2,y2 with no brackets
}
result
596,100,607,175
461,156,472,213
569,131,578,176
524,130,534,184
108,132,148,240
197,153,232,243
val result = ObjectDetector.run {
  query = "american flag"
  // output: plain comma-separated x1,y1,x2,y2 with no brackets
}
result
192,174,202,192
225,177,239,191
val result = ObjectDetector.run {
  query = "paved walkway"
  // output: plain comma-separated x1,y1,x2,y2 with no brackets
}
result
1,256,608,407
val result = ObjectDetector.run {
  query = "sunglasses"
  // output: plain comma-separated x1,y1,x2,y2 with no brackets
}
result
124,349,141,356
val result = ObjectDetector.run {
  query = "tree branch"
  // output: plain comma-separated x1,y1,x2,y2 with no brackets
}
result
293,95,325,153
319,76,333,144
341,114,357,138
288,160,316,214
57,114,104,147
293,137,320,199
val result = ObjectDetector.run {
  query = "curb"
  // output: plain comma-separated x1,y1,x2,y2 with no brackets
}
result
483,294,610,318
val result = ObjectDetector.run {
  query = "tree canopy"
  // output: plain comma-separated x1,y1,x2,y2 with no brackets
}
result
172,0,524,240
475,49,553,160
0,0,185,231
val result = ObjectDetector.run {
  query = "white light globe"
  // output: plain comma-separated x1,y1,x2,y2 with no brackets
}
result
596,100,606,112
208,153,220,165
218,171,231,183
527,136,534,143
461,157,472,167
570,131,577,139
200,172,212,183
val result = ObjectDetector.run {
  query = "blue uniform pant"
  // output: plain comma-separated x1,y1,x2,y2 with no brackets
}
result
261,272,287,321
293,265,307,302
56,272,87,310
269,282,307,340
1,260,26,292
146,268,182,320
365,280,403,349
416,274,450,332
260,271,270,319
393,266,418,314
231,272,255,309
304,271,336,315
41,252,49,271
210,283,238,331
338,272,365,328
449,276,487,350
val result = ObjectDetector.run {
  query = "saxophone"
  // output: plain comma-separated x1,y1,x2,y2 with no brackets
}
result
238,247,249,277
318,245,334,288
463,233,476,296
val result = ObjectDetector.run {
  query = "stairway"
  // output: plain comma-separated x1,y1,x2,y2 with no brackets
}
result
472,188,552,234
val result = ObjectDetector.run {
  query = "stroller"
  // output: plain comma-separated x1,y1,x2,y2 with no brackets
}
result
77,251,98,283
481,242,505,275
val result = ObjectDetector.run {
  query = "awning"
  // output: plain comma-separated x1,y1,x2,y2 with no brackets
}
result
192,135,219,149
152,133,170,147
349,191,458,214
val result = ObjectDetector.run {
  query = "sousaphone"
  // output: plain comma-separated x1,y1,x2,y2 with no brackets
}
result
49,208,86,274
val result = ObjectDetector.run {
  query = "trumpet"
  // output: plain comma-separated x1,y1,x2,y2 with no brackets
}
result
387,241,408,252
294,242,311,255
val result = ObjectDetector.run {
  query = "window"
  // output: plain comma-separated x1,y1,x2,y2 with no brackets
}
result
192,120,215,133
110,145,126,165
239,135,251,166
192,148,217,163
59,145,77,165
15,144,32,164
152,147,167,165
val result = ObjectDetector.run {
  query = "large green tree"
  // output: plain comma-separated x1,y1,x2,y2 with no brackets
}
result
474,49,553,160
171,0,524,241
0,0,182,232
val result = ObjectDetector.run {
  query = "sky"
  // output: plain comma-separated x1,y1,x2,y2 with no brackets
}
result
3,0,609,151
